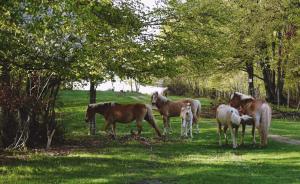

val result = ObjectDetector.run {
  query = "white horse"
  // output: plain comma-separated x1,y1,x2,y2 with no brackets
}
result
180,103,193,138
216,104,242,148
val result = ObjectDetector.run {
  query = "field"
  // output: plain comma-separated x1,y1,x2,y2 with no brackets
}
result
1,90,300,184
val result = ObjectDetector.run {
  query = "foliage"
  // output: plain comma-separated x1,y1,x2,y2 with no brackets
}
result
158,0,300,104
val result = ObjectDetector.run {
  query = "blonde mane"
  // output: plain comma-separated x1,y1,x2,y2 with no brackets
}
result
234,92,254,100
157,94,169,103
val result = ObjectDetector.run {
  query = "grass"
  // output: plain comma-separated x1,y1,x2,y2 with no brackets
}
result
270,119,300,140
1,90,300,184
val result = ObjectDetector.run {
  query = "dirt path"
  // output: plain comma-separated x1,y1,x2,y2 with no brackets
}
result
269,134,300,145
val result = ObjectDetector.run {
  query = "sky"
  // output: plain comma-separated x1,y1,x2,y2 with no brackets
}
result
140,0,158,8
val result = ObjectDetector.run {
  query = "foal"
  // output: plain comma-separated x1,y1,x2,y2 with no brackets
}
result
216,104,241,148
180,103,193,138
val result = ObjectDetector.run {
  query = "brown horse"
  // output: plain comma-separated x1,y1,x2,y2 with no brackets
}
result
151,92,201,135
85,102,162,138
230,92,272,146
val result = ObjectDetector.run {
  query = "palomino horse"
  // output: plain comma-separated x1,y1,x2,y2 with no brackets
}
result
230,92,272,146
85,102,162,138
151,92,201,135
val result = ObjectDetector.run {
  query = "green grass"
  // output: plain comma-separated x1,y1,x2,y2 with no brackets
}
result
271,119,300,140
1,90,300,184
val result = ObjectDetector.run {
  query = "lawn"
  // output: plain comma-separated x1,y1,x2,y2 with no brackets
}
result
1,90,300,184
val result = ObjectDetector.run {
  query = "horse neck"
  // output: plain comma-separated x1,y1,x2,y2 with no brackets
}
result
241,100,255,114
94,105,109,116
156,96,168,108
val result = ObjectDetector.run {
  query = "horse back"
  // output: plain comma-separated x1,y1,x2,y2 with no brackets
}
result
167,99,195,117
107,103,147,123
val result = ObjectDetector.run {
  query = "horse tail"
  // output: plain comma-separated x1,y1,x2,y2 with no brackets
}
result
265,103,272,128
145,105,162,137
261,103,272,146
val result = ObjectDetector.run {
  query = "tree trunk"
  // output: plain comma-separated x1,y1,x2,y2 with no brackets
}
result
134,79,140,92
260,57,276,103
246,61,255,97
276,31,286,104
89,80,96,135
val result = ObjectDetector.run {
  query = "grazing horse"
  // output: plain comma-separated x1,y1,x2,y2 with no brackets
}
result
230,92,272,146
180,103,193,138
85,102,162,138
151,92,201,135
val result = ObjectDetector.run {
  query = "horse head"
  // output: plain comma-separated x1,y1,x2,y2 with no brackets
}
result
230,92,254,108
85,104,94,123
151,91,159,106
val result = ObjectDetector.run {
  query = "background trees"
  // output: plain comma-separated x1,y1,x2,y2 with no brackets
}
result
158,0,300,106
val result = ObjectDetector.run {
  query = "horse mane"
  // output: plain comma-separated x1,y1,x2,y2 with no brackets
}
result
157,94,169,103
88,102,117,108
234,92,254,101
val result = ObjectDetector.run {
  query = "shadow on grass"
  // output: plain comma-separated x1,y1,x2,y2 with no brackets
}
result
1,152,300,184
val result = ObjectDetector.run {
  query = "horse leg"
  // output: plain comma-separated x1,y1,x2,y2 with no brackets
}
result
163,116,168,135
103,120,114,139
229,124,237,149
136,119,143,136
167,117,172,133
181,119,184,137
181,119,187,137
235,127,238,148
252,123,256,145
217,122,222,146
189,119,193,138
112,122,117,139
240,123,245,146
193,116,200,134
224,125,228,145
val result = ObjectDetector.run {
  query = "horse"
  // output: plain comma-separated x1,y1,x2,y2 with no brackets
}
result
151,92,201,135
180,103,193,138
230,92,272,146
85,102,162,138
216,104,256,148
216,104,242,148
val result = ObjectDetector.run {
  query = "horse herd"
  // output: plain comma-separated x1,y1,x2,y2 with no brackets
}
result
85,91,272,148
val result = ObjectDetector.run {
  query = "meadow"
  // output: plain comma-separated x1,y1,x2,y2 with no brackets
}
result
1,90,300,184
